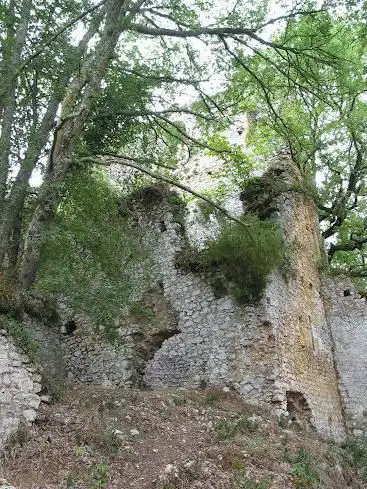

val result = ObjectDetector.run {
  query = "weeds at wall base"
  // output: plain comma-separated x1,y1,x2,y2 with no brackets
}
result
0,313,39,360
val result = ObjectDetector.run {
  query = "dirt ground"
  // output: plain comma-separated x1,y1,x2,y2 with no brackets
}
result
1,386,366,489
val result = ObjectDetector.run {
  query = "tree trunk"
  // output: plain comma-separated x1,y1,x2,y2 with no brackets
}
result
18,0,132,288
0,95,16,210
0,0,32,213
0,88,62,266
0,4,108,268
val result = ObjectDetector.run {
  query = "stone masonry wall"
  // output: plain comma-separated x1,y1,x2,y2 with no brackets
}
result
322,276,367,436
61,317,135,387
140,157,345,440
142,208,277,403
0,329,42,451
262,161,345,440
1,154,362,448
22,310,137,390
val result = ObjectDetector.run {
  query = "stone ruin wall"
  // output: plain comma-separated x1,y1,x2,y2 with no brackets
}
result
0,330,42,451
263,164,345,440
21,313,136,389
322,276,367,436
139,157,345,440
141,208,277,403
1,155,367,445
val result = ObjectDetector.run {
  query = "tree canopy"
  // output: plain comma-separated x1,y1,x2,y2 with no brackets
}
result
218,11,367,289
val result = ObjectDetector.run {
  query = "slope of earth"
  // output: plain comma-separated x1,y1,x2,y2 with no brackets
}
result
1,387,366,489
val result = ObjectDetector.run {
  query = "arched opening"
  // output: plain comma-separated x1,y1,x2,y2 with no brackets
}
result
286,391,312,426
63,320,77,335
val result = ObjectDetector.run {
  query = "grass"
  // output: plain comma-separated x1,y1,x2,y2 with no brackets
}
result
215,413,259,440
339,438,367,480
0,314,39,360
92,463,110,489
129,300,157,324
241,478,271,489
289,448,320,489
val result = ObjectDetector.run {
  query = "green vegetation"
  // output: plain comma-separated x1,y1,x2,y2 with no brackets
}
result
215,413,259,440
340,439,367,481
220,13,367,289
241,479,271,489
289,448,320,489
240,170,288,219
129,301,157,324
92,463,110,489
35,168,154,341
0,314,38,360
176,216,284,305
119,182,187,229
0,275,20,315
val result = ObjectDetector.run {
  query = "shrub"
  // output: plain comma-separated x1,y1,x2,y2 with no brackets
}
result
35,169,154,342
215,413,259,440
202,217,284,304
176,215,284,305
240,170,287,219
174,248,204,274
0,274,21,314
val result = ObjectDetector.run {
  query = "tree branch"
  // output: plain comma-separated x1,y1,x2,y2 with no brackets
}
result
120,67,206,85
99,151,177,170
79,155,252,231
129,23,336,60
93,107,217,122
256,9,326,31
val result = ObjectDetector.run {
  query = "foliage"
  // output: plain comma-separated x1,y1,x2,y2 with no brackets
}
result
1,0,362,291
92,463,110,489
35,167,153,338
129,301,157,325
221,12,367,287
203,218,284,304
123,182,176,209
239,169,289,219
0,274,21,314
81,64,157,155
206,134,256,187
176,216,284,305
0,314,38,360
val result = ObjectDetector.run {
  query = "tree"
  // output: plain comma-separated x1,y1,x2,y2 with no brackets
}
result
219,11,367,289
0,0,359,289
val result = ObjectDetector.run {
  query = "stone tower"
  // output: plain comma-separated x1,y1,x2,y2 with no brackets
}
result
139,155,346,440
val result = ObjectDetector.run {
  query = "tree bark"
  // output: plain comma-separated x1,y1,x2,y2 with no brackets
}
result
0,0,32,213
0,87,63,266
18,0,133,288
